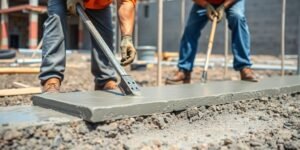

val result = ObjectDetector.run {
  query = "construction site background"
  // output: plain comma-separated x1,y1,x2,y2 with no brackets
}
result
0,0,299,55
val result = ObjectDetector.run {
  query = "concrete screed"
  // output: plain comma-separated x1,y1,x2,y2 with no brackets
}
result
32,76,300,123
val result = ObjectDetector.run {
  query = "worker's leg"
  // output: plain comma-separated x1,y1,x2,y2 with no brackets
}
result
226,0,252,70
85,7,117,87
39,0,67,85
178,4,209,72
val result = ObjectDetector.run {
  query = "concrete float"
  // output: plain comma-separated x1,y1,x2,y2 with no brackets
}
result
32,76,300,123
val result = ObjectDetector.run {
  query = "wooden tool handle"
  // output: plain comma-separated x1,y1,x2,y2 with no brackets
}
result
204,17,218,71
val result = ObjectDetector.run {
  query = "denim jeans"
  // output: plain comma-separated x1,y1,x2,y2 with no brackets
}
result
178,0,252,72
39,0,117,86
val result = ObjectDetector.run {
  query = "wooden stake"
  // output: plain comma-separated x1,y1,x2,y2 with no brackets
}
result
13,82,31,88
0,58,16,63
0,67,39,74
0,87,41,96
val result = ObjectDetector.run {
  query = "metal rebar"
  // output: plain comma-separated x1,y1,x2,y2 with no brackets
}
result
134,2,139,48
224,20,229,78
157,0,163,86
281,0,286,76
112,1,118,52
298,16,300,75
180,0,185,35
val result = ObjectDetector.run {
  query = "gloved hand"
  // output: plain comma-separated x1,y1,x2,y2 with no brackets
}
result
120,35,136,66
216,4,225,22
205,4,217,21
67,0,83,15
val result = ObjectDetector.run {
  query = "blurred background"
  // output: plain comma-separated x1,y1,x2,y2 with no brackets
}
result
0,0,299,55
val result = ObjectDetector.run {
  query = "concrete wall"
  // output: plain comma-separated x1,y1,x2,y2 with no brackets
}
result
137,0,300,55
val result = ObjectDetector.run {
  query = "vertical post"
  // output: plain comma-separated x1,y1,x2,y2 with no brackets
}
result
113,0,121,54
117,25,121,54
224,20,229,78
281,0,286,76
112,1,118,52
297,16,300,75
134,2,139,48
78,20,83,49
29,0,39,49
1,0,9,49
180,0,185,35
157,0,163,86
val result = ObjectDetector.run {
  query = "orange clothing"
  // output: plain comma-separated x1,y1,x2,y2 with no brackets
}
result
84,0,136,10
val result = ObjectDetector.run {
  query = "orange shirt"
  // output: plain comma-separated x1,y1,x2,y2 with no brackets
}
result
207,0,224,5
84,0,136,10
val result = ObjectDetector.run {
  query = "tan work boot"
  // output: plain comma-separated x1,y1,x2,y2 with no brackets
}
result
165,70,191,84
95,80,118,91
240,67,258,82
42,78,61,93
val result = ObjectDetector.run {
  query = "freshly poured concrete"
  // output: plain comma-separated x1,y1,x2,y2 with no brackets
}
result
33,76,300,122
0,106,80,129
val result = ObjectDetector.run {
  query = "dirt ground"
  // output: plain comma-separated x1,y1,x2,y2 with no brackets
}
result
1,93,299,149
0,53,299,149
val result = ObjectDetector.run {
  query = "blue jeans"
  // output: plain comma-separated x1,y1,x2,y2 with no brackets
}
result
39,0,116,86
178,0,252,72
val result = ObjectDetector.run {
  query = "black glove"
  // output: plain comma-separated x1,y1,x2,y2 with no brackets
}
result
205,4,217,21
216,4,225,23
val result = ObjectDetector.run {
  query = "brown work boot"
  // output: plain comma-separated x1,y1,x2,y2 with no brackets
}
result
95,80,118,91
42,78,61,93
240,67,258,82
165,70,191,84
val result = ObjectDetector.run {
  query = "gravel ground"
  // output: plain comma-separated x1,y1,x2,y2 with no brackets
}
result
0,93,299,149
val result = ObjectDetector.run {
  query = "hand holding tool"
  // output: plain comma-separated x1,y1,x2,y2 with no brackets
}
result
67,0,83,15
76,4,141,96
215,4,225,22
205,4,217,21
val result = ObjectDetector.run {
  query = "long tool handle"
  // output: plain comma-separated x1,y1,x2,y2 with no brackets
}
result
201,17,218,82
204,17,218,71
76,4,141,96
76,4,126,76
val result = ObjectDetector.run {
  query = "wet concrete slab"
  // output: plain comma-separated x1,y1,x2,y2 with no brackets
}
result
32,76,300,122
0,106,80,130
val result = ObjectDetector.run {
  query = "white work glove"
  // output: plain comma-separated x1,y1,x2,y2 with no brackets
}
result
120,35,136,66
205,4,217,22
67,0,83,15
215,4,225,23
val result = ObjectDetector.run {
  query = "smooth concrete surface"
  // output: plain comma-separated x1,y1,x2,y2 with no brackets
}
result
0,106,80,130
32,76,300,122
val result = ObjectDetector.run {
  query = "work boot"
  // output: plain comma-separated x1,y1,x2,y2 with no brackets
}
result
95,80,118,91
240,67,258,82
165,70,191,84
42,78,61,93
